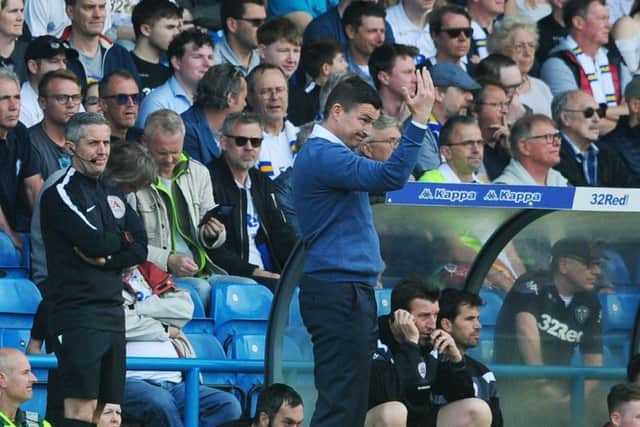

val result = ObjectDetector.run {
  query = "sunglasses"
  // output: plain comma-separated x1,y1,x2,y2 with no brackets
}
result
235,17,265,27
440,27,473,38
225,134,263,148
563,105,607,119
102,93,142,105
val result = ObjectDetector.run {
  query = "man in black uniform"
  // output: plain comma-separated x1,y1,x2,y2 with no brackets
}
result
493,238,603,426
437,289,503,427
40,112,148,427
366,278,492,427
494,238,603,367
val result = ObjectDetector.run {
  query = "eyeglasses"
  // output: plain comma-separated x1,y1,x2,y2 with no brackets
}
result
502,82,522,91
478,101,510,110
48,94,82,104
525,132,561,144
235,17,265,27
367,139,400,148
225,134,263,148
440,27,473,38
563,105,607,119
511,42,536,52
445,139,484,148
102,93,142,105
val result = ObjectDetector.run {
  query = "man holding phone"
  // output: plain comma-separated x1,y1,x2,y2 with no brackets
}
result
133,109,228,312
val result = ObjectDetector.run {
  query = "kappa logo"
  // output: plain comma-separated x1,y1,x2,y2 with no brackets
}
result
107,195,126,219
574,306,590,324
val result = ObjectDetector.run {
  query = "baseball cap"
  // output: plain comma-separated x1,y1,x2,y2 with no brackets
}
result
25,36,79,62
551,238,605,264
431,63,480,91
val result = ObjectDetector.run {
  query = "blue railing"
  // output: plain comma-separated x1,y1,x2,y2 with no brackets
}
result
27,355,625,427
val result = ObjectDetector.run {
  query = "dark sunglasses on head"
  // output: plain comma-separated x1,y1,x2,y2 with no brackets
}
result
102,93,142,105
225,134,263,148
48,40,71,50
564,104,607,119
440,27,473,38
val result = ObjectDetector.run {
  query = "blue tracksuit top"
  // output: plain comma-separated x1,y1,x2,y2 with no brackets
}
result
292,121,426,286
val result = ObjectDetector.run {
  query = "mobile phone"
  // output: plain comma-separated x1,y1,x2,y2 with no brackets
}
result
199,204,234,226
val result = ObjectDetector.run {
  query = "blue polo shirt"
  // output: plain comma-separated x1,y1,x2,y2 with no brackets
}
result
136,76,192,128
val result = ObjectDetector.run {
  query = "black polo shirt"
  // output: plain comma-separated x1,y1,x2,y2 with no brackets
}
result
0,123,39,230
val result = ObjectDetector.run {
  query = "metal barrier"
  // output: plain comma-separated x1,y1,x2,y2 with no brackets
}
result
27,355,264,427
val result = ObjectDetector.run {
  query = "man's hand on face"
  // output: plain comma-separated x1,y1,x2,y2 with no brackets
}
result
430,329,463,363
390,309,420,344
404,67,436,125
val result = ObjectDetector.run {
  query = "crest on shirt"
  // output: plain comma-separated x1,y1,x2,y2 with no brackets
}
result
574,306,590,324
524,280,539,295
417,361,427,379
107,195,126,219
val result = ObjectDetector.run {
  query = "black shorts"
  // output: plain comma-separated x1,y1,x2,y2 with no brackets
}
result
54,328,125,403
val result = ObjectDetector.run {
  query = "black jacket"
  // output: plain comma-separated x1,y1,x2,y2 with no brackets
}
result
598,116,640,177
554,135,640,187
369,315,474,427
207,156,297,277
40,167,148,332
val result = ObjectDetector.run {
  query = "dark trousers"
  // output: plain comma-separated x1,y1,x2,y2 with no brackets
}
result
300,276,378,427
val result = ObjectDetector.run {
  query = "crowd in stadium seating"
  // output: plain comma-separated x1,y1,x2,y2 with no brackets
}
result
0,0,639,424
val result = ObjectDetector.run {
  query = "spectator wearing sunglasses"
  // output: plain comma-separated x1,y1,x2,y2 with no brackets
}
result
428,5,473,71
29,69,82,180
494,114,568,186
552,90,640,187
136,29,214,128
208,111,297,285
99,70,143,144
215,0,266,75
20,36,78,128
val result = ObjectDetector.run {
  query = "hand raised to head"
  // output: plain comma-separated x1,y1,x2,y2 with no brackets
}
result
402,67,436,126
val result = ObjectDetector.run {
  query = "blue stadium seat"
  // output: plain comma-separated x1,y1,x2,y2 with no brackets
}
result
210,284,273,350
375,288,392,316
599,291,640,367
0,278,41,328
176,279,215,335
186,333,237,388
288,287,303,327
603,249,632,288
0,232,30,278
174,279,205,317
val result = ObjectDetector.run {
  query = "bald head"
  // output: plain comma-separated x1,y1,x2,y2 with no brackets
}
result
0,348,37,406
0,348,24,374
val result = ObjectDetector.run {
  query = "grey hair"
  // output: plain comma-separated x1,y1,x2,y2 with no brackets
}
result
318,72,358,118
143,109,186,140
551,90,581,127
103,142,158,191
65,112,110,144
0,68,19,89
357,114,402,154
509,113,557,160
221,111,264,136
0,348,22,375
488,16,539,55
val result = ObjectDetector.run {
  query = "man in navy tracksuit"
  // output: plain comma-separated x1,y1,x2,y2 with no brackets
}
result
40,113,147,427
292,71,434,427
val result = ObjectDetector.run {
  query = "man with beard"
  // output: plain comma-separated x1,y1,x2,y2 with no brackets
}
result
494,114,568,186
366,278,492,427
99,70,142,144
220,383,304,427
208,111,297,283
437,289,503,427
551,90,639,187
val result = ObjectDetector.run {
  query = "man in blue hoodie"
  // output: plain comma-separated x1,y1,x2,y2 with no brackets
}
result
292,70,434,427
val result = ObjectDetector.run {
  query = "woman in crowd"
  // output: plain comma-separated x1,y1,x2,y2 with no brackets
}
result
488,16,553,117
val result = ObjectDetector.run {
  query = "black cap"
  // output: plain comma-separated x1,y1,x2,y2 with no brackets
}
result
551,238,605,264
25,36,78,62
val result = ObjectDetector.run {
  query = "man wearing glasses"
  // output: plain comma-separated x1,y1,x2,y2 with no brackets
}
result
551,90,639,187
208,111,296,285
494,238,603,403
494,114,569,186
99,70,142,144
418,115,485,183
30,69,82,180
21,36,78,128
215,0,266,75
